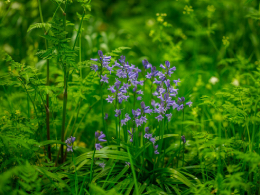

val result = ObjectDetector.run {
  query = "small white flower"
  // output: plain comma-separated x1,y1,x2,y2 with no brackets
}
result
231,79,239,87
209,76,219,85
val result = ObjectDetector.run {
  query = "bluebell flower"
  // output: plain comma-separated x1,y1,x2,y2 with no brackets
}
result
132,109,141,118
137,96,142,100
67,145,73,152
153,91,159,96
116,69,127,78
118,55,126,63
150,137,156,144
140,116,147,124
95,143,103,150
115,109,121,117
114,79,121,90
144,133,153,139
128,129,134,142
125,162,131,166
153,144,159,154
95,131,107,142
177,104,184,111
160,64,166,70
101,74,109,83
106,95,115,103
122,83,131,90
165,60,170,68
135,118,142,127
145,127,149,133
90,58,98,61
164,79,171,88
104,113,108,120
90,64,99,72
136,90,143,95
121,119,127,126
153,78,162,84
165,113,172,121
98,50,103,57
181,135,186,144
99,162,106,169
186,101,192,107
155,115,164,122
108,85,116,93
142,59,152,69
173,78,181,86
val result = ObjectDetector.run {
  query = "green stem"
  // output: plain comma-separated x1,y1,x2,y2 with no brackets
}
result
37,0,51,161
177,108,185,168
90,149,96,183
60,0,68,163
127,146,139,195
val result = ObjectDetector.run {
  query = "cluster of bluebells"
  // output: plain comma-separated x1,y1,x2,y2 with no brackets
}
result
65,136,76,152
95,131,107,151
146,60,192,122
90,50,112,75
90,51,193,155
122,101,152,129
144,127,159,154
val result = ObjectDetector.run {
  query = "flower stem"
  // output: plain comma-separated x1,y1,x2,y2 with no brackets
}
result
60,0,68,163
37,0,51,161
90,149,96,183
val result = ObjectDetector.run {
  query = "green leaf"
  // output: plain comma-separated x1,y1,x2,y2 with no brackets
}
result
27,23,51,32
38,140,66,147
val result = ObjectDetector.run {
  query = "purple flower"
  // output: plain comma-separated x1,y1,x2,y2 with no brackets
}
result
140,116,147,124
164,79,171,88
125,162,131,166
95,131,107,142
144,133,153,139
165,60,170,68
128,129,134,142
95,143,103,150
145,127,149,133
90,64,98,72
104,113,108,120
177,104,184,111
181,135,186,144
173,78,181,86
135,118,142,127
67,145,73,152
108,85,116,93
155,115,164,122
90,58,98,61
142,59,151,69
160,64,166,70
65,136,76,151
153,78,162,84
101,74,109,83
137,96,142,100
186,101,192,107
133,86,137,92
136,90,143,95
99,162,106,169
98,50,103,57
106,95,115,103
115,109,121,117
150,137,156,144
132,109,141,118
165,113,172,121
154,150,159,154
